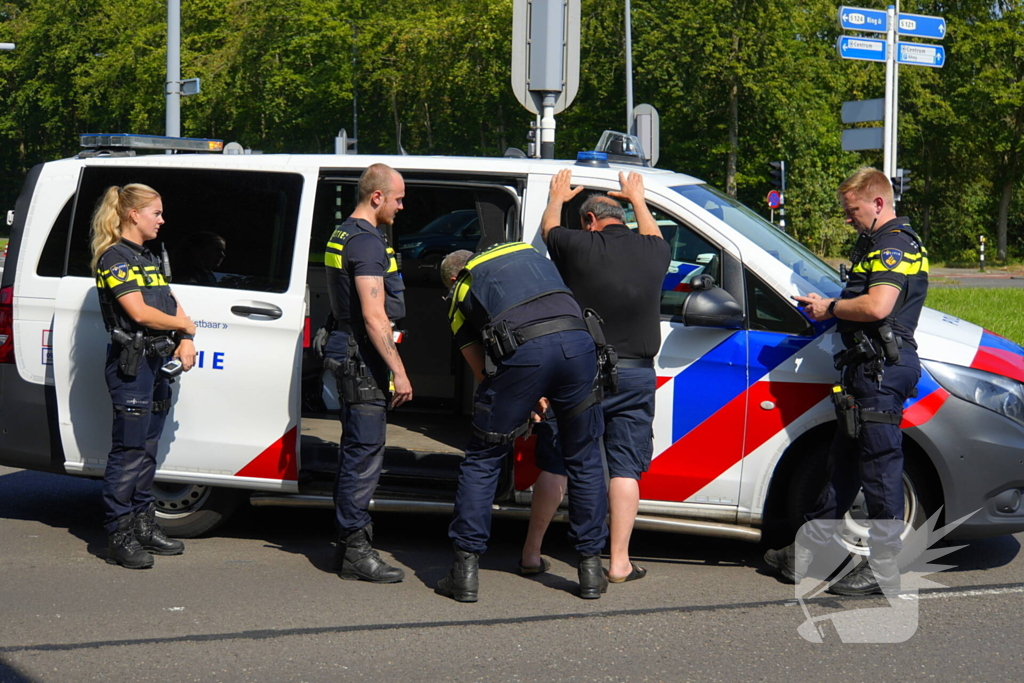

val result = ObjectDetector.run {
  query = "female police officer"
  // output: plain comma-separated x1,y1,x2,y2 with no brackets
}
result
91,184,197,569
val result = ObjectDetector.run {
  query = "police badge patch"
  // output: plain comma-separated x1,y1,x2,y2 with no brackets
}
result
880,248,903,270
110,262,130,282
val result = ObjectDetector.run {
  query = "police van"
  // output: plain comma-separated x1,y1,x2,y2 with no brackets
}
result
2,133,1023,554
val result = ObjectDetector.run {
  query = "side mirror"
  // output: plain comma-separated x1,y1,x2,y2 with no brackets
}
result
681,276,744,329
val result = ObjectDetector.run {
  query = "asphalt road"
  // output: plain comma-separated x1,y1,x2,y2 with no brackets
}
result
2,465,1023,682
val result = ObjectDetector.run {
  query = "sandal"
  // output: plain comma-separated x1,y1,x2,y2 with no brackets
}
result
518,557,551,576
608,562,647,583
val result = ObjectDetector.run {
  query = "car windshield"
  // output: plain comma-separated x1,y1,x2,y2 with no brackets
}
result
671,184,843,297
418,212,475,235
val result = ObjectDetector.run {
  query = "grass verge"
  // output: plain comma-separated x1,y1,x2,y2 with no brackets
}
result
927,289,1024,346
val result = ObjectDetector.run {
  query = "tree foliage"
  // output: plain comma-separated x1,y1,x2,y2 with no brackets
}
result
1,0,1022,262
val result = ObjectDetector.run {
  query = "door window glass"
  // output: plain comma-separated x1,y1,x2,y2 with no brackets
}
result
68,167,303,292
745,268,813,335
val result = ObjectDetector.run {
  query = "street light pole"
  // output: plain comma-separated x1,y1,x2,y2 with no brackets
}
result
625,0,634,133
166,0,181,138
0,43,15,51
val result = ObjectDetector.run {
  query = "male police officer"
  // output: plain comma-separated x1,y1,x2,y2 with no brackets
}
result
323,163,413,583
436,243,609,602
766,167,928,595
520,169,670,583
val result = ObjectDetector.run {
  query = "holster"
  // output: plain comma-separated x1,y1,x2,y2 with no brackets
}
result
331,335,387,404
111,329,145,378
584,309,619,396
830,384,860,439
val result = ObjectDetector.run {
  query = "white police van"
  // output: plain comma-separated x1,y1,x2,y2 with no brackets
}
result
2,133,1023,552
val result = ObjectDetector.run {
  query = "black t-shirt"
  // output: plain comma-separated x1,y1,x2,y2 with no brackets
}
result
546,224,671,359
95,239,177,332
325,217,390,323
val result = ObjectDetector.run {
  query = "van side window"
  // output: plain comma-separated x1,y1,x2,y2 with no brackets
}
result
36,198,75,277
559,192,722,317
68,168,303,292
745,268,813,335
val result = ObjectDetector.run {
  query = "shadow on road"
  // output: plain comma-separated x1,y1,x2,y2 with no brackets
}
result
0,655,36,682
3,466,1016,582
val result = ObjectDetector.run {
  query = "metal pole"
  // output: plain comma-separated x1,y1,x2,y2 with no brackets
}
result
351,22,358,153
882,4,895,177
166,0,181,138
890,0,900,184
0,43,15,51
625,0,634,133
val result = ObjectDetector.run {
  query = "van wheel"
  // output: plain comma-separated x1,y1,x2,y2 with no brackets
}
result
786,441,939,565
152,483,245,538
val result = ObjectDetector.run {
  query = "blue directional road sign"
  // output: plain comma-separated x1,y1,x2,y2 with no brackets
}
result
897,13,947,40
838,6,888,34
837,36,887,63
897,42,946,68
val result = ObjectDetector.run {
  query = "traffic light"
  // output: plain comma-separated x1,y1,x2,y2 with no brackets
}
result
891,168,911,201
768,160,786,192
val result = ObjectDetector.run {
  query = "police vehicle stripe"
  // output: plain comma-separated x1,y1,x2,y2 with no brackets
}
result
971,330,1024,384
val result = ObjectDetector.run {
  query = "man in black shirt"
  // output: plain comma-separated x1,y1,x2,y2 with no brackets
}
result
520,169,671,583
323,163,412,584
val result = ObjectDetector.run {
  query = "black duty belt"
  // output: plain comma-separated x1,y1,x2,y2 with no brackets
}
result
512,316,588,344
616,358,654,369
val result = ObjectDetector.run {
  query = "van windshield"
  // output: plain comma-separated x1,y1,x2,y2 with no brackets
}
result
671,184,843,297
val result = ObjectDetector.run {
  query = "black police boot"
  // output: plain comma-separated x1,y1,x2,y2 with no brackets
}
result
133,503,185,556
435,545,479,603
829,552,901,596
578,554,609,599
335,524,405,583
106,514,154,569
764,542,815,584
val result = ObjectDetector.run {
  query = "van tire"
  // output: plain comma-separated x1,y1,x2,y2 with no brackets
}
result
785,438,939,566
152,483,246,538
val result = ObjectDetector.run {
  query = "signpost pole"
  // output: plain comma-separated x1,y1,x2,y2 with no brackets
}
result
882,4,895,177
890,1,900,181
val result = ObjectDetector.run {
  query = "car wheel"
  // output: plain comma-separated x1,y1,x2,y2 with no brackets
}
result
787,440,939,566
152,483,245,538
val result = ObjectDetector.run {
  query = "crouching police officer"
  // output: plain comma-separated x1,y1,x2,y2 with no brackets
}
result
322,163,412,583
91,184,197,568
436,244,609,603
767,167,928,595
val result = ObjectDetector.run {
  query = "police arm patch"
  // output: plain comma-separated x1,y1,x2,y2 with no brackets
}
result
110,262,130,282
880,248,904,270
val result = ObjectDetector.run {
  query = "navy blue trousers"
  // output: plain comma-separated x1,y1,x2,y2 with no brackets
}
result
326,330,389,535
102,351,170,534
806,349,921,551
450,330,609,556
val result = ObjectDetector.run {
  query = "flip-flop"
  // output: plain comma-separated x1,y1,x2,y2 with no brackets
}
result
608,562,647,583
519,557,551,576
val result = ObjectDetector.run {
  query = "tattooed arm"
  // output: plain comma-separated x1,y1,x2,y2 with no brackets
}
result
355,274,413,407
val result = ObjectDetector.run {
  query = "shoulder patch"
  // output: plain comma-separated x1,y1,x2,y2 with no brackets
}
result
880,248,903,270
110,262,130,282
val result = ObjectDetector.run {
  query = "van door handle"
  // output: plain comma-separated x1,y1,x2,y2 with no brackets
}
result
231,303,283,319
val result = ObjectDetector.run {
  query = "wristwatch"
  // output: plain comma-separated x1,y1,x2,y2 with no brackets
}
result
827,299,838,317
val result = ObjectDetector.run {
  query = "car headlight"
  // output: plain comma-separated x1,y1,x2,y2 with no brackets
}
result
922,359,1024,428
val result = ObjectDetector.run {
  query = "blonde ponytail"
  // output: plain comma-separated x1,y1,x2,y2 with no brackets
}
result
89,184,161,271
